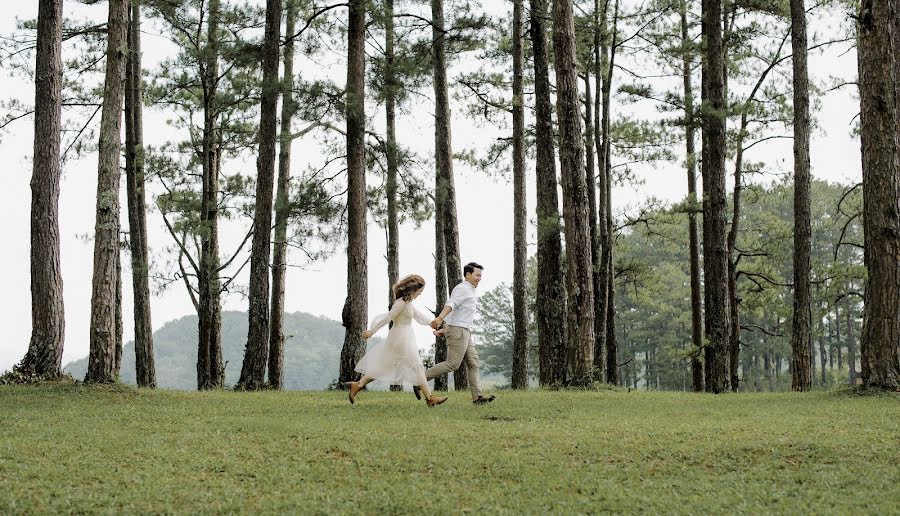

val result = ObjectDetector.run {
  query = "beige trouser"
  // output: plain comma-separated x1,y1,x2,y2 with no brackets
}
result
425,325,483,399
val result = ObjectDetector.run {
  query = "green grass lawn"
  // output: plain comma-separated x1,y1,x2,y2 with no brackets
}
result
1,385,897,514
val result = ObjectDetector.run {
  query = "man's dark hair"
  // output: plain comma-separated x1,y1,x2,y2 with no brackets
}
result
464,262,484,276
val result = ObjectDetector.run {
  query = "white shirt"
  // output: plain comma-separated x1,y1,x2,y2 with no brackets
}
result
443,281,477,330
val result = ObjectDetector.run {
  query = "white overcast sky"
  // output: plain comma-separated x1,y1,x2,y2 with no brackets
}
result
0,1,861,374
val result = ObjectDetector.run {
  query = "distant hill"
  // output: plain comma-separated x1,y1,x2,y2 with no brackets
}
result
64,311,381,390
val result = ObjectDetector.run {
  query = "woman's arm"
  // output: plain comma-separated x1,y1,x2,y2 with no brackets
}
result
413,303,434,326
363,298,407,338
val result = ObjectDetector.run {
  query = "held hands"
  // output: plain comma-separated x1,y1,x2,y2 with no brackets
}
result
429,317,443,330
431,328,445,337
361,329,375,340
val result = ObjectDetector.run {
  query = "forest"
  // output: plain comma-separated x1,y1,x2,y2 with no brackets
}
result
2,0,897,395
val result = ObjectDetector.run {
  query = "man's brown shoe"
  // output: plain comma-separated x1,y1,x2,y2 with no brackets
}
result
473,395,496,405
426,395,448,407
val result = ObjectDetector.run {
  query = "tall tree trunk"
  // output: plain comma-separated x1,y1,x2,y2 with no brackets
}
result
431,0,467,391
584,68,602,373
124,0,155,388
835,303,843,371
530,0,568,386
700,0,729,393
268,0,298,390
789,0,813,391
553,0,596,382
239,0,283,390
592,0,608,378
809,303,817,384
645,350,650,390
385,0,403,393
114,247,123,377
197,0,224,390
726,260,738,391
511,0,529,389
603,172,617,383
828,309,835,371
338,0,368,384
86,0,129,384
726,110,745,393
858,0,900,390
819,311,828,385
198,139,225,390
599,0,620,385
763,315,773,391
21,0,66,379
680,0,703,392
847,302,857,385
433,213,449,391
724,25,788,393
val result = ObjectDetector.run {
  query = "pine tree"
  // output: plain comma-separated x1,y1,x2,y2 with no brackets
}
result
86,0,129,384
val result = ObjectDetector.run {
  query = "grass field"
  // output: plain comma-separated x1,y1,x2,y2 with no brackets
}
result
0,384,897,514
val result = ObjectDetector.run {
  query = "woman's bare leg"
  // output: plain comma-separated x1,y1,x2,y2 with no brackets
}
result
417,382,432,400
358,375,375,388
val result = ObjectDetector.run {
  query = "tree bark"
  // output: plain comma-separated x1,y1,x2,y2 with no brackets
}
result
726,98,745,393
530,0,568,387
553,0,596,381
680,0,704,392
857,0,900,390
603,153,617,385
763,315,773,390
819,309,828,385
433,212,449,391
584,69,602,374
835,303,843,372
511,0,529,389
385,0,403,393
431,0,467,391
114,246,123,377
598,0,620,385
590,0,608,377
700,0,729,393
124,0,155,388
847,302,857,385
21,0,66,379
239,0,283,390
829,310,836,372
338,0,369,385
197,0,224,390
86,0,129,384
788,0,814,392
268,0,298,390
727,258,739,391
809,302,817,384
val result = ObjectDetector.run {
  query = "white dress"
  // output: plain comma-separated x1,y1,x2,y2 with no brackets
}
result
354,298,432,386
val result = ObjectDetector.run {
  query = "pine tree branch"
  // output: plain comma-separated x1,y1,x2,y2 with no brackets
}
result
177,246,200,312
283,3,350,47
217,228,254,273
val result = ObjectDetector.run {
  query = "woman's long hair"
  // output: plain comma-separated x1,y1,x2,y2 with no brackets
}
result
392,274,426,302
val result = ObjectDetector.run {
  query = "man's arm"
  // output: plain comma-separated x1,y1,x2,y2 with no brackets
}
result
431,284,461,328
431,305,453,328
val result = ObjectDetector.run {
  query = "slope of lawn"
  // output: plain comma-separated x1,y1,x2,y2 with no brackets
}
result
1,384,897,514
